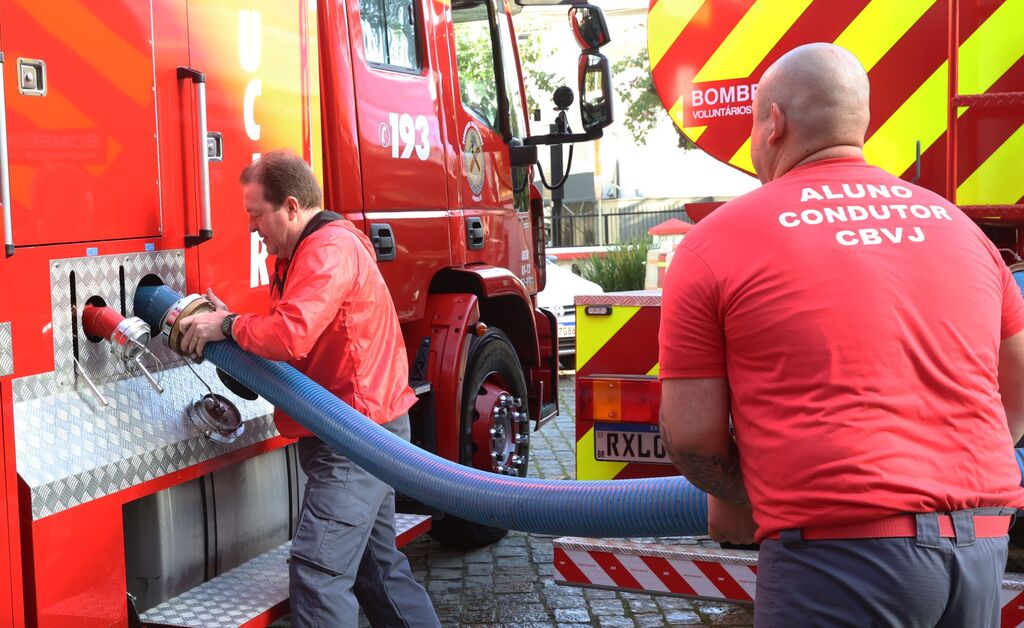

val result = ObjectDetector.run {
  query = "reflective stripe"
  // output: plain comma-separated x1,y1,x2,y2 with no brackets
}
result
576,426,627,481
563,549,616,587
865,0,1024,177
575,305,639,372
863,63,946,176
715,0,935,171
729,137,754,172
669,96,709,143
16,89,93,129
954,0,1024,203
648,0,706,70
24,2,152,107
694,0,813,83
833,0,936,71
958,0,1024,95
958,123,1024,205
646,363,660,377
684,125,708,142
667,95,687,128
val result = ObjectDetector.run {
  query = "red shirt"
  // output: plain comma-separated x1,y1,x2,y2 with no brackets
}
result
659,157,1024,541
234,219,417,438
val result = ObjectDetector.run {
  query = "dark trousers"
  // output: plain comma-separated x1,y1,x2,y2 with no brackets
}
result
289,414,440,628
755,513,1009,627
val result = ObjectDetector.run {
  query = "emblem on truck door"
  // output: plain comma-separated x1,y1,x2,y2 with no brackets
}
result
462,122,485,201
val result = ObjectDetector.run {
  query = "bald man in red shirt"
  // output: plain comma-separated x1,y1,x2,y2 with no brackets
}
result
659,43,1024,627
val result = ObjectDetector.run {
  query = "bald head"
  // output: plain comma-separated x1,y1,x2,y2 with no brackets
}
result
750,43,870,182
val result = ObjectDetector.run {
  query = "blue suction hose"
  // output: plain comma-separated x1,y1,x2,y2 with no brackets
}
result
137,285,1024,535
136,285,708,537
1013,268,1024,296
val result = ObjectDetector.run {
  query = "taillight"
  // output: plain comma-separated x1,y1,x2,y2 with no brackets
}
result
578,376,661,424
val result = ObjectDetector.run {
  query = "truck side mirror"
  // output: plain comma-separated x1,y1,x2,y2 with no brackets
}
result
579,52,612,132
569,5,610,50
509,137,538,167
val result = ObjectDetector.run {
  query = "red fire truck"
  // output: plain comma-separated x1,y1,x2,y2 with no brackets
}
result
562,0,1024,624
0,0,612,624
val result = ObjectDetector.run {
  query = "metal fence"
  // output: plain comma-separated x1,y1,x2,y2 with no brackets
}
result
549,208,692,247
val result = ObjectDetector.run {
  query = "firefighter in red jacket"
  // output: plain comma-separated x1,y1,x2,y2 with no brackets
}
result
179,150,439,627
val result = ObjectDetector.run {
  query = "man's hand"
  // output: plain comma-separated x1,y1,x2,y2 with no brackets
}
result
707,495,757,545
206,288,228,312
178,310,230,359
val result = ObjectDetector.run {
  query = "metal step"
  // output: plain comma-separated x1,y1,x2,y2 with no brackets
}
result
141,513,431,627
553,537,1024,627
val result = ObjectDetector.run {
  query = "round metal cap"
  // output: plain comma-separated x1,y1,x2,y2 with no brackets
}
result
187,393,245,444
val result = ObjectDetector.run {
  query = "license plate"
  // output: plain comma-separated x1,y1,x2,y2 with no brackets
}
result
558,324,575,338
594,422,672,464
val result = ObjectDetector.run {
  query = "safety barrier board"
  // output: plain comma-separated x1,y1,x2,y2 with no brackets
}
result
554,537,1024,627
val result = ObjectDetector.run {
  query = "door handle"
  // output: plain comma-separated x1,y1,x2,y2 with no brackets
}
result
370,223,396,261
466,217,484,251
178,67,213,247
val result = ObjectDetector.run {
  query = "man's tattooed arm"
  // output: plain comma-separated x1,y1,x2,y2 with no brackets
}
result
660,410,749,506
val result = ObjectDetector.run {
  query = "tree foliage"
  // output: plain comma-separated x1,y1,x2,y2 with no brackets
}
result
453,23,559,120
517,37,559,114
612,49,696,150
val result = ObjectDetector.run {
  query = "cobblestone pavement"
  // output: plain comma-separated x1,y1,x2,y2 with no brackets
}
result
395,374,756,627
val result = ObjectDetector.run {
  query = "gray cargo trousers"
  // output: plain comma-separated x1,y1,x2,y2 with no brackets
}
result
755,511,1011,627
290,414,440,627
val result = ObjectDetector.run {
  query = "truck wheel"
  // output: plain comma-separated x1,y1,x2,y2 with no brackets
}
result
429,329,531,547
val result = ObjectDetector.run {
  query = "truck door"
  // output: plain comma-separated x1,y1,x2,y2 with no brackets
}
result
346,0,452,322
0,0,161,248
444,0,535,292
182,0,317,314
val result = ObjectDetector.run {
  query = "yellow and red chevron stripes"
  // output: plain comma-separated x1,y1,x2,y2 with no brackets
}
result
575,295,670,481
648,0,1024,206
576,303,660,378
554,544,757,602
554,538,1024,626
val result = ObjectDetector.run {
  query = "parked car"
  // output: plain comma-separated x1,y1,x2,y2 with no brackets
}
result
538,257,604,367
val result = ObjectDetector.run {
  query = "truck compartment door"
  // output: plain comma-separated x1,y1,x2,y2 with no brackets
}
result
1,0,161,248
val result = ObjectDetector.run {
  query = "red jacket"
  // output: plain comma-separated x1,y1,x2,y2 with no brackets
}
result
233,216,416,438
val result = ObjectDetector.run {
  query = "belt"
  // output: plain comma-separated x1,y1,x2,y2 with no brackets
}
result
767,514,1011,541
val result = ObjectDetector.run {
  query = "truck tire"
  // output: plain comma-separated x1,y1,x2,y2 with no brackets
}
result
429,329,531,547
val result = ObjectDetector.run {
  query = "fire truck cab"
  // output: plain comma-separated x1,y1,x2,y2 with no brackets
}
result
0,0,613,625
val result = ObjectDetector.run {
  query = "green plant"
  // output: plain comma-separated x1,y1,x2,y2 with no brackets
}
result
578,239,651,292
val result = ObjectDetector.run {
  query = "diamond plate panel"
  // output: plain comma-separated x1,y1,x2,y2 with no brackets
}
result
9,246,280,516
0,322,11,376
13,250,189,402
5,250,272,518
15,359,276,519
141,543,291,627
138,516,428,626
